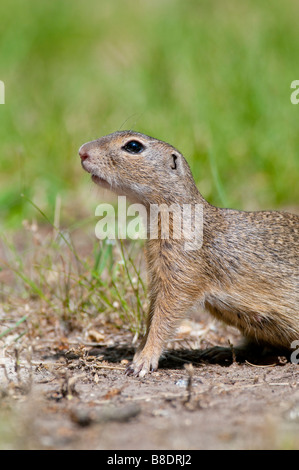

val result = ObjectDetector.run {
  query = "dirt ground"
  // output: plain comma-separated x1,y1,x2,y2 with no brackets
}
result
1,318,299,450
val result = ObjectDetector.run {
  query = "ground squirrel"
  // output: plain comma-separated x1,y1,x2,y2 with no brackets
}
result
79,131,299,377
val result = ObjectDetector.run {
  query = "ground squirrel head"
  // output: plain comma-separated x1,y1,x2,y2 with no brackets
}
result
79,131,199,205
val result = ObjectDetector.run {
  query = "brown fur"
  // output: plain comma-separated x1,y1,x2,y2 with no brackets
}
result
79,131,299,376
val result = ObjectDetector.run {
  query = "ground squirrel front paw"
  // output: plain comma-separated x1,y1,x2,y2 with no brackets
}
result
125,351,159,377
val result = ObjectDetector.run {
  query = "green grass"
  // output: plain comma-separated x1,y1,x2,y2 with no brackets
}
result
0,0,298,229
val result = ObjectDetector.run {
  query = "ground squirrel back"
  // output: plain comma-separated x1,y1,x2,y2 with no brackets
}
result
79,131,299,377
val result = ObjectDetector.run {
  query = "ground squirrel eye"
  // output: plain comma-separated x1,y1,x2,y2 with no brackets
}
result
122,140,145,154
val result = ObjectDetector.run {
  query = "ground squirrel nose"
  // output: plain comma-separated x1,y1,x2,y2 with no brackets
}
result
79,146,89,161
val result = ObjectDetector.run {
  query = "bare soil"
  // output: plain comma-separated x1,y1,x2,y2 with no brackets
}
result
1,321,299,450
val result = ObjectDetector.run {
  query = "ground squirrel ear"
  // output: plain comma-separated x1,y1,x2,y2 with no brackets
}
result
170,152,184,174
171,154,177,170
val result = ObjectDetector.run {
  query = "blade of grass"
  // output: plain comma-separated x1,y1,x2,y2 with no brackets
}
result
207,148,228,207
0,315,28,340
20,194,86,268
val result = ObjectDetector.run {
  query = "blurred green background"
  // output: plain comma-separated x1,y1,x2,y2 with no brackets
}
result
0,0,298,229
